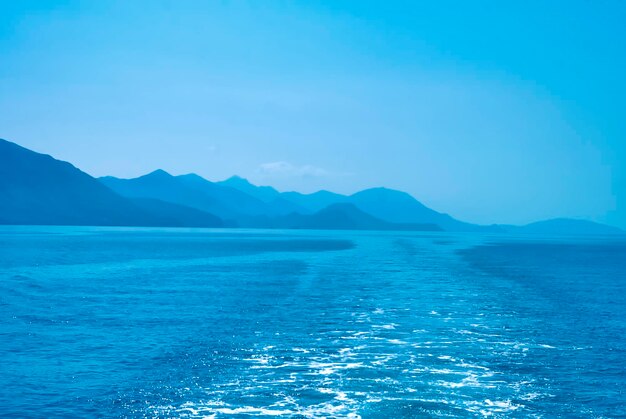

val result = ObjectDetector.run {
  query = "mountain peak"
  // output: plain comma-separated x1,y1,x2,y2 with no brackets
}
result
142,169,173,179
180,172,203,178
352,187,410,197
178,173,209,182
218,175,281,204
223,175,253,186
516,218,625,235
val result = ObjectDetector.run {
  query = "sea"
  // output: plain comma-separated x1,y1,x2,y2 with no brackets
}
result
1,226,625,418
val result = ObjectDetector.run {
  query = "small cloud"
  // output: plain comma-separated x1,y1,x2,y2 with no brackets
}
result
258,161,293,174
258,161,329,178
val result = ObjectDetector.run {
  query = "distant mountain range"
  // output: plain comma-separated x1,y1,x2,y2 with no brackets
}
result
0,139,222,227
1,139,623,235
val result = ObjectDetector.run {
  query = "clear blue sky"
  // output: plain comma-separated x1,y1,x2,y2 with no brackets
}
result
2,1,625,227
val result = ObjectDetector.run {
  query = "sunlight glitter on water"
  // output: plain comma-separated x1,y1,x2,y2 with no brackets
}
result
1,227,625,417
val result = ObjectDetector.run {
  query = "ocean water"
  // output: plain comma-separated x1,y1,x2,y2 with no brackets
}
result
1,227,625,418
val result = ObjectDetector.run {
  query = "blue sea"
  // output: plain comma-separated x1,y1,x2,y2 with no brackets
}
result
1,227,625,418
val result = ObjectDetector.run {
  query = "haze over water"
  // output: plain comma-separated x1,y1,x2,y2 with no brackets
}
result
1,227,624,418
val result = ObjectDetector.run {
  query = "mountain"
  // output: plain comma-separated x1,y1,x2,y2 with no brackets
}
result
3,138,623,234
101,170,247,222
347,187,491,232
222,177,494,232
506,218,624,236
218,175,307,215
100,171,301,223
281,190,347,213
266,203,442,231
130,198,223,227
0,139,222,227
147,174,444,231
218,175,281,202
175,173,277,217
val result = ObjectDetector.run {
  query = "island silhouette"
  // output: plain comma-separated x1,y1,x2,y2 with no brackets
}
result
1,138,622,235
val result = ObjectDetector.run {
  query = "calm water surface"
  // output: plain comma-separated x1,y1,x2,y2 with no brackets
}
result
1,227,625,418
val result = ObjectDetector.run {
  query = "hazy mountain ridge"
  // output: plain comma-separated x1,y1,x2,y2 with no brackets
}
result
1,139,622,234
222,178,499,232
501,218,624,236
101,171,303,222
101,170,487,231
235,203,442,231
0,139,222,227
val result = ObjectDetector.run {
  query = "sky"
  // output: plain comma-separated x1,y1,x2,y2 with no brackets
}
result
1,1,626,227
